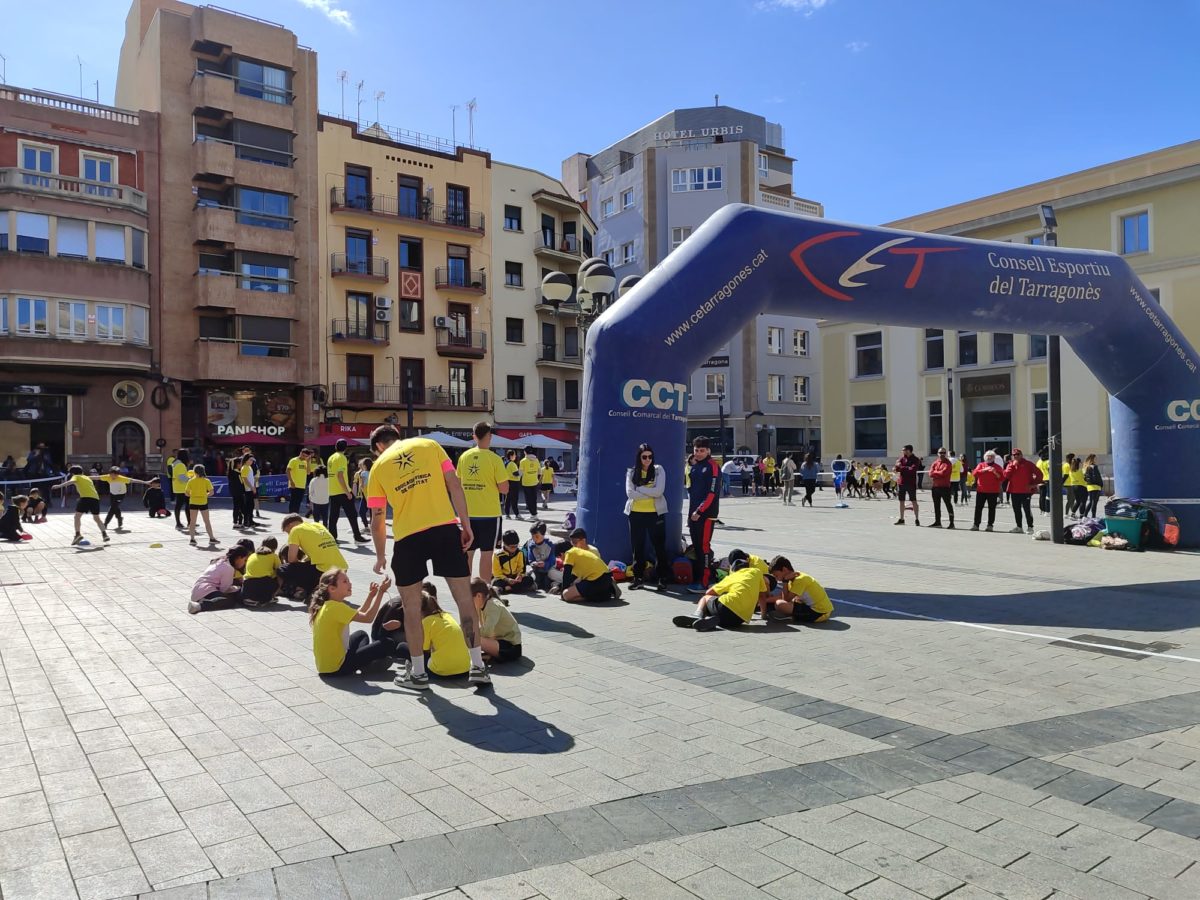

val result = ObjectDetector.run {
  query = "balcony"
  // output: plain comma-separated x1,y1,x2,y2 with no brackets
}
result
435,326,487,359
330,318,389,343
757,190,823,218
330,187,485,233
193,138,235,180
1,334,152,371
196,338,298,383
427,387,489,410
191,70,235,117
196,271,297,317
192,204,237,245
533,230,583,262
329,383,488,410
538,401,580,421
191,70,294,131
0,168,147,214
537,343,583,369
331,253,389,281
434,267,486,293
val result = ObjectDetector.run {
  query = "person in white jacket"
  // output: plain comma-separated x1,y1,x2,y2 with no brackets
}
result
624,443,672,590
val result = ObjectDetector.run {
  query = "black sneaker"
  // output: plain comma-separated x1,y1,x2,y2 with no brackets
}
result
673,615,697,629
894,519,905,525
394,662,430,691
693,616,720,632
929,522,942,528
468,664,491,686
947,522,956,530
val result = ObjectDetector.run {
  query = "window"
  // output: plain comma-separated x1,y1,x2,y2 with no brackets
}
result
621,242,635,265
449,363,471,406
345,354,374,401
0,216,7,251
504,261,523,288
81,153,116,196
565,379,579,411
1027,235,1044,245
767,374,783,402
57,219,89,258
399,299,421,331
928,400,943,454
0,300,7,335
132,230,146,270
16,212,50,254
235,187,291,229
234,122,293,167
506,375,525,401
792,330,809,357
96,304,125,341
671,226,693,251
564,326,580,359
505,317,524,343
924,328,944,370
398,176,421,219
855,331,883,377
344,165,370,209
446,185,468,227
705,373,725,399
1121,211,1149,254
94,223,126,263
793,376,809,403
600,197,614,218
583,231,593,257
993,332,1014,363
503,205,522,231
58,301,87,338
446,244,469,285
957,330,978,366
239,252,290,292
345,229,371,272
238,315,291,357
758,153,769,178
670,166,723,192
1029,334,1048,359
234,58,290,104
346,292,372,333
621,189,634,209
398,238,422,270
199,316,234,340
130,307,148,345
17,298,48,336
602,249,615,266
853,404,888,455
1033,392,1049,454
766,326,784,355
19,141,55,185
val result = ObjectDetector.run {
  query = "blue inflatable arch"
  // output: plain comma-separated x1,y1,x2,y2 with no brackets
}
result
578,204,1200,557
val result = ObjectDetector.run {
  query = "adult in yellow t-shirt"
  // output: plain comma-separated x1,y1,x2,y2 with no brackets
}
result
280,514,348,598
170,449,193,529
183,464,216,545
365,425,485,689
1036,452,1051,515
326,439,366,543
518,448,541,519
57,465,109,546
456,422,511,581
1065,457,1088,518
286,449,312,514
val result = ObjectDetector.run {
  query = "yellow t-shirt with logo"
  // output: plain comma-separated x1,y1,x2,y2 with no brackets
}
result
712,568,767,623
100,474,132,496
630,467,657,514
287,455,308,488
951,458,963,479
366,437,458,541
184,477,213,505
171,460,192,493
457,447,509,519
506,460,520,482
327,451,350,496
519,456,541,487
423,612,470,676
239,464,255,491
312,600,357,673
287,521,348,572
71,474,99,500
563,546,608,582
245,551,280,580
785,573,832,616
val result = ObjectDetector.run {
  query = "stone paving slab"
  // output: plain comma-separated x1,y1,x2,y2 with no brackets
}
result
2,495,1200,898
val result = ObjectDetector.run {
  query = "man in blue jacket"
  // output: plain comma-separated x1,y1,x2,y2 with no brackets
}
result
687,437,720,594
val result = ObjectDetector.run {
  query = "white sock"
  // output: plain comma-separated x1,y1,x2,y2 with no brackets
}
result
409,656,426,677
469,647,484,668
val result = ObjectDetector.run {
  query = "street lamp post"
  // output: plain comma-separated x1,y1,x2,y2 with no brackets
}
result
717,393,726,457
1040,203,1066,544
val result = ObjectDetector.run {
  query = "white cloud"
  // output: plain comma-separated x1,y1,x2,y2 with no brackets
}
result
295,0,354,30
845,40,869,53
755,0,831,15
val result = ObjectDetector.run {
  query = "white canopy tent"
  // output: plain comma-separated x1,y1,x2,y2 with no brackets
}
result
519,433,573,451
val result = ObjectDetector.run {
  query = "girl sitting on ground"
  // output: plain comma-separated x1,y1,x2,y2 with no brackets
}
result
472,578,523,664
309,569,393,676
188,544,251,614
242,537,282,607
393,589,471,680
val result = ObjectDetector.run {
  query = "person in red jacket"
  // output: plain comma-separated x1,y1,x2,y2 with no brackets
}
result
1003,448,1044,535
927,448,955,529
971,450,1005,532
893,444,922,526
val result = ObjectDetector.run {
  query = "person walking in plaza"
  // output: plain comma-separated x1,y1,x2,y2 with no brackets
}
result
779,453,797,505
286,448,312,515
170,449,192,530
1065,456,1089,518
686,437,721,593
1083,454,1104,518
927,448,955,528
457,422,510,581
326,439,368,544
518,447,541,519
309,570,394,677
503,449,522,520
354,458,373,530
1003,448,1043,534
948,451,963,505
307,465,330,526
625,443,672,590
893,444,922,526
93,467,155,531
539,458,555,510
184,464,218,546
188,544,250,614
970,450,1005,531
54,465,109,546
798,453,820,507
280,512,346,598
366,425,489,689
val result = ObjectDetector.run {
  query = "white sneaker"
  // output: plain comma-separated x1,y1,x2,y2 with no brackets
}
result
468,665,491,686
187,601,201,615
394,662,430,691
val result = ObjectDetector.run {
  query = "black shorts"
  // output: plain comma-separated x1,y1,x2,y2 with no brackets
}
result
189,503,209,511
494,640,522,663
469,516,500,551
241,576,278,607
392,523,469,587
76,497,100,515
897,485,917,503
792,604,831,623
574,571,617,602
703,595,748,629
539,483,553,493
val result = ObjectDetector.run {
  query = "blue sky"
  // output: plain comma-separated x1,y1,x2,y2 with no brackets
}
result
4,0,1197,223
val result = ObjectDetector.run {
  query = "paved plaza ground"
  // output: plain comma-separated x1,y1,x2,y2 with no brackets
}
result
3,487,1200,899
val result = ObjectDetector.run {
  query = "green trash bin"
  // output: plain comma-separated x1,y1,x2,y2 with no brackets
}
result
1105,510,1149,550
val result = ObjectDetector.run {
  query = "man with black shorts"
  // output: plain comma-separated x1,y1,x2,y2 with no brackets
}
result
894,443,922,526
327,439,368,543
456,421,509,581
367,425,489,689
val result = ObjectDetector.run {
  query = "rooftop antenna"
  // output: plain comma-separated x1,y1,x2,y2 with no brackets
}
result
94,80,99,102
466,98,477,148
336,70,348,118
451,103,459,147
0,53,7,85
77,55,84,98
355,79,364,127
714,93,719,107
374,90,385,124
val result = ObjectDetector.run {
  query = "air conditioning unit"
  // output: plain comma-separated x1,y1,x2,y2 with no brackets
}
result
375,308,392,323
433,315,450,329
375,296,392,310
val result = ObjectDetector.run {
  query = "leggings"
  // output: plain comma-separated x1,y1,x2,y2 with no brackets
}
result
196,589,243,612
802,480,817,506
1038,484,1049,514
289,487,306,514
504,482,521,517
688,515,715,586
523,485,538,518
973,493,999,528
104,496,124,527
325,631,392,676
174,493,189,526
628,511,672,584
327,494,363,540
242,490,256,526
1085,490,1101,518
1011,493,1033,529
229,486,244,526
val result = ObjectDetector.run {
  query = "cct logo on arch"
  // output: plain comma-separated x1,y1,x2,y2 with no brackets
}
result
1166,399,1200,422
621,379,689,415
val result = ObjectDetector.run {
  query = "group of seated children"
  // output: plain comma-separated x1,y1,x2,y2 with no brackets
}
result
674,549,833,632
188,538,282,613
490,522,620,604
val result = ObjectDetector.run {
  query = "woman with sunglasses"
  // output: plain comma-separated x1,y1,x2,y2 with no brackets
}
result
624,443,672,590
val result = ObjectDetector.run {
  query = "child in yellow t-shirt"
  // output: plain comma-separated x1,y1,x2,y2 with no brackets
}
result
53,465,109,546
769,557,834,624
184,464,218,546
243,536,282,607
394,591,471,678
309,569,392,676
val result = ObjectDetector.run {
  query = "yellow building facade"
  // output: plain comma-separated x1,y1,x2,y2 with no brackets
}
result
821,140,1200,466
316,116,493,440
